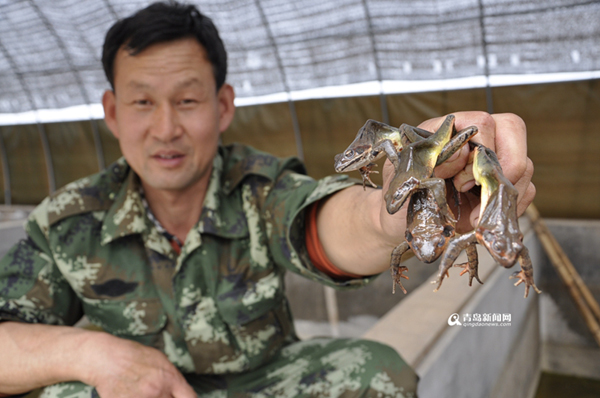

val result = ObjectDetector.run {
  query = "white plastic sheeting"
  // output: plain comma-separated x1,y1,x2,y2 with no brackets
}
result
0,0,599,115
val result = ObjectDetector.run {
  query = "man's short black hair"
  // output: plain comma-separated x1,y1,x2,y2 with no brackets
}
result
102,1,227,91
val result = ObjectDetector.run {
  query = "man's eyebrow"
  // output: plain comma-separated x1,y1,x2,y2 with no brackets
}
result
124,78,207,91
127,80,152,90
175,78,204,90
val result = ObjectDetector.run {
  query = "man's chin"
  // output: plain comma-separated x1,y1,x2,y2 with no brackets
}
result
141,175,197,193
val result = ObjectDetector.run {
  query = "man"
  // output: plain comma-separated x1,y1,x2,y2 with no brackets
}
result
0,2,535,397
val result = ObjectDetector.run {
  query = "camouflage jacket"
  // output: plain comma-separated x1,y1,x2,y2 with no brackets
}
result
0,144,375,375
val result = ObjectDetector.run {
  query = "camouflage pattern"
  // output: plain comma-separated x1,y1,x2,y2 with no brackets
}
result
1,143,417,395
37,338,417,398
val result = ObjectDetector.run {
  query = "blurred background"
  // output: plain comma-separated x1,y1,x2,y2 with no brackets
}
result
0,0,598,218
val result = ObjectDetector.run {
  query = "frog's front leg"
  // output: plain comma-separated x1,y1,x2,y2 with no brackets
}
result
390,241,410,294
454,242,483,286
509,247,542,298
358,163,379,189
433,231,477,291
436,125,478,166
420,178,457,224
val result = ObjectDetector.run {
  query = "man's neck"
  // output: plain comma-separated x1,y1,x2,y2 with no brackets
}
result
140,169,212,244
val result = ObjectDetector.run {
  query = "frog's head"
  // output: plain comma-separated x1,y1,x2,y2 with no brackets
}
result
385,176,419,214
477,228,523,267
407,224,455,263
334,144,372,172
334,119,393,172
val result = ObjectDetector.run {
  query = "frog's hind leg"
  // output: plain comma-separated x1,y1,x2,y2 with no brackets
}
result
454,242,483,286
509,247,542,298
400,124,433,144
420,178,457,224
390,241,411,294
359,163,379,189
436,125,479,166
433,231,477,291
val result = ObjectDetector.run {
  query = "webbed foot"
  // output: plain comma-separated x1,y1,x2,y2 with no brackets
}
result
391,265,409,294
510,269,542,298
359,163,379,190
455,262,483,286
431,269,451,292
454,242,482,286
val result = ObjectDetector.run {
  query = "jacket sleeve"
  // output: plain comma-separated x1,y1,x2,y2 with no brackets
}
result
263,168,380,290
0,199,82,326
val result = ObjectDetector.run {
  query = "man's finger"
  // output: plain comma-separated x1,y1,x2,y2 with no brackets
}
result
171,377,197,398
490,113,528,184
514,157,536,216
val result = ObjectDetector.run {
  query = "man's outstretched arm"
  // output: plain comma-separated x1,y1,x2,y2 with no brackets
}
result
0,322,196,398
317,112,536,276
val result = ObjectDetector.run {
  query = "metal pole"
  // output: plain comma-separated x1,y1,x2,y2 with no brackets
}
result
30,1,107,173
0,130,12,205
254,0,306,161
37,124,56,194
91,119,106,170
362,0,389,124
477,0,495,114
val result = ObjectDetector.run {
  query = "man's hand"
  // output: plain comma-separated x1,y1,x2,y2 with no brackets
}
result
82,332,196,398
0,322,195,398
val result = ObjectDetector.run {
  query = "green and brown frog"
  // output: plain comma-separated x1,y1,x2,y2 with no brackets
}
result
433,144,542,298
384,115,477,216
386,115,478,293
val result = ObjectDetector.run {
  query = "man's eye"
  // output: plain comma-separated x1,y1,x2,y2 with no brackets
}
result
135,99,151,106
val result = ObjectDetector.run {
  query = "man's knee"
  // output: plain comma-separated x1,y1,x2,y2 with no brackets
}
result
331,338,418,397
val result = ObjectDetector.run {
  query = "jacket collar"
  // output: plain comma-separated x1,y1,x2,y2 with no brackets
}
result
101,152,249,248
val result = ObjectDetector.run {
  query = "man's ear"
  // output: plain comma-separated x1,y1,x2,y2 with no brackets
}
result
217,83,236,133
102,90,120,139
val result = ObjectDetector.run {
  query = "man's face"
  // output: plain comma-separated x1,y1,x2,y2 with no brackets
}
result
102,38,235,194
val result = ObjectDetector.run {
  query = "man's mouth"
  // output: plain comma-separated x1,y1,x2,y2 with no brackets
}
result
155,153,183,159
151,151,186,166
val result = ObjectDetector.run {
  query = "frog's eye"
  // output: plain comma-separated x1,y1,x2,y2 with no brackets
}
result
355,148,364,155
443,226,454,237
483,231,493,243
405,231,413,242
493,240,506,252
344,150,354,159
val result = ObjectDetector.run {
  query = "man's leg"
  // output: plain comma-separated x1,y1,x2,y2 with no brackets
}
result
228,337,418,398
38,382,97,398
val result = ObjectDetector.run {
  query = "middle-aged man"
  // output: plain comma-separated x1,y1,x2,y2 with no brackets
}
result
0,2,535,397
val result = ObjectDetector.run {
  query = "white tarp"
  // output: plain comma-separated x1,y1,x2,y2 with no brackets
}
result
1,0,599,114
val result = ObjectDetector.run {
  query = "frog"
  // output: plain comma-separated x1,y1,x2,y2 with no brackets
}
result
386,115,479,294
433,144,542,298
334,119,432,189
384,114,478,217
389,187,456,294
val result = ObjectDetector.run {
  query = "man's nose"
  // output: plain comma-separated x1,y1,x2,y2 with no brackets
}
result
151,103,182,141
